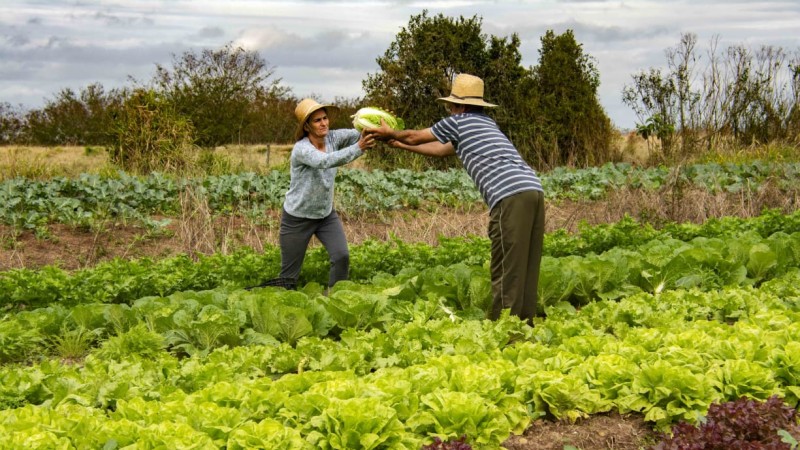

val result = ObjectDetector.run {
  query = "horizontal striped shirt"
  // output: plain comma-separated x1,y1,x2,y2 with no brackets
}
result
431,112,542,210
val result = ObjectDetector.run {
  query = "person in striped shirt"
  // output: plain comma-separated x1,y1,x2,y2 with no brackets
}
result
366,73,545,326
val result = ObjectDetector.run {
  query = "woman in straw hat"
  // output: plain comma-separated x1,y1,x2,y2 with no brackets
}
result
366,73,545,326
277,98,375,289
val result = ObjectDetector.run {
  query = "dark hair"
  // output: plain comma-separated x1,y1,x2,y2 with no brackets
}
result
462,104,484,113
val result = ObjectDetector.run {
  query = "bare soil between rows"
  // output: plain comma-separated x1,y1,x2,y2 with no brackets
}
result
3,186,796,271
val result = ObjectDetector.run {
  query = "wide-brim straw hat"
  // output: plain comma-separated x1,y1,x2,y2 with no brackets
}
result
436,73,497,108
294,98,339,141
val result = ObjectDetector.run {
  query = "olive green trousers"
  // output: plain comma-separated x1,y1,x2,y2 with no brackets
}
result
487,190,545,325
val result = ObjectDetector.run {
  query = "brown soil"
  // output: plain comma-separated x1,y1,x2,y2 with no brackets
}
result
2,185,796,271
503,413,658,450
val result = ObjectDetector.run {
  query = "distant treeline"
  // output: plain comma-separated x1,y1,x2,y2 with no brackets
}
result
623,32,800,158
1,12,798,172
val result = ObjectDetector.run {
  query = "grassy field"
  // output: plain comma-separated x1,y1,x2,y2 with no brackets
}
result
3,133,798,182
0,144,295,180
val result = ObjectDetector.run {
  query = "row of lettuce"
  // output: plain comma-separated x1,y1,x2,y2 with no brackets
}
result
1,264,799,447
3,243,800,365
2,208,799,310
2,160,798,230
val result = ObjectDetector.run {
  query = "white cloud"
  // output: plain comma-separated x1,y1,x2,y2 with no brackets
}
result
234,27,299,51
1,0,798,129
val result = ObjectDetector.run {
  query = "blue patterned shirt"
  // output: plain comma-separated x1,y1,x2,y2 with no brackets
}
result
283,129,362,219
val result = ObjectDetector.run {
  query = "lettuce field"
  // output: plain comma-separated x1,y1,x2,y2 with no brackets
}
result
1,161,800,449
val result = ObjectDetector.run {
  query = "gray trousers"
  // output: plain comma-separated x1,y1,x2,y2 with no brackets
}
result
279,209,349,287
487,190,545,325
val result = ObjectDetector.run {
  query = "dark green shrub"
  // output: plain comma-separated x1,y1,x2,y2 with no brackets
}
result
108,89,196,174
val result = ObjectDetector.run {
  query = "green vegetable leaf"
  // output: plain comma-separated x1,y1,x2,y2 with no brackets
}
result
351,107,405,132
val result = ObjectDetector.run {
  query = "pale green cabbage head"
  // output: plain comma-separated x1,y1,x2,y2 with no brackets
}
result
351,107,405,132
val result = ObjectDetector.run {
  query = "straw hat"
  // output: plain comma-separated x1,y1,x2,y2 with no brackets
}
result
294,98,339,141
437,73,497,108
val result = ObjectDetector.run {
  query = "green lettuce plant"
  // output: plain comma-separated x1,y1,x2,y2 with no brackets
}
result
351,107,405,132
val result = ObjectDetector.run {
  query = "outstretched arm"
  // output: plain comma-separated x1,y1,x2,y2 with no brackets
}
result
366,119,438,146
388,139,455,157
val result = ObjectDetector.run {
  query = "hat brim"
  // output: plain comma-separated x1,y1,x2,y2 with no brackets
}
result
436,96,497,108
299,104,339,124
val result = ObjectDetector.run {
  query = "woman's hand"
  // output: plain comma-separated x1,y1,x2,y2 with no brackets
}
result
358,130,376,150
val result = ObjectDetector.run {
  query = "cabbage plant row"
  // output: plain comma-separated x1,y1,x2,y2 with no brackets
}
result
2,222,800,365
3,208,799,310
2,160,798,230
1,267,798,448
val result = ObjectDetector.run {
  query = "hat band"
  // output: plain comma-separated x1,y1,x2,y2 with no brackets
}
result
451,94,484,100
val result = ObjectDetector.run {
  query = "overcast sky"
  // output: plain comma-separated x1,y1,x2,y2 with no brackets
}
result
1,0,799,129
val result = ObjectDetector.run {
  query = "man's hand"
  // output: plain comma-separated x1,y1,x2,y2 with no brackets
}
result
367,122,436,147
386,139,406,150
365,119,395,141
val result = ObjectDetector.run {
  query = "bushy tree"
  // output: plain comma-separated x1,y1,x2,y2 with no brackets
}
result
533,29,615,168
152,42,290,147
24,88,86,145
241,94,358,145
362,10,532,170
239,91,298,144
623,67,678,156
24,84,123,146
363,13,614,170
0,102,25,145
623,32,800,157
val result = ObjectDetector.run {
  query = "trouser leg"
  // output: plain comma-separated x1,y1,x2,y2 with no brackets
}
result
315,210,350,287
278,209,316,282
520,190,545,322
488,190,543,323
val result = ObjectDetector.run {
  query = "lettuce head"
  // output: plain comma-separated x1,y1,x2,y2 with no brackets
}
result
351,107,405,132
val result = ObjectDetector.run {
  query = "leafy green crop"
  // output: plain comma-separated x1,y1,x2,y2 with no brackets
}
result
351,107,405,132
3,161,797,229
0,269,799,446
3,211,800,447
